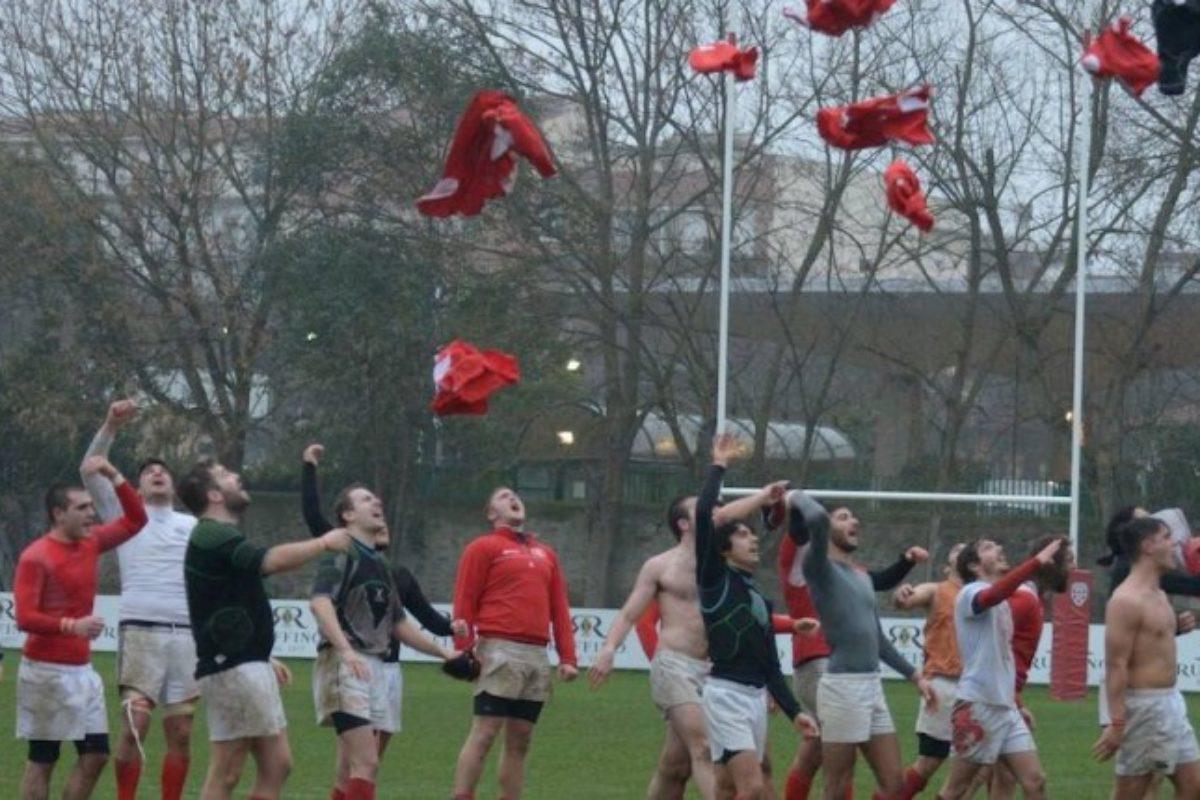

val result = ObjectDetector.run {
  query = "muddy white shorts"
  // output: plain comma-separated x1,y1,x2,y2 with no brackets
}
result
313,648,389,730
817,672,895,744
199,661,287,742
379,661,403,734
951,700,1034,765
16,659,108,741
1116,688,1200,777
117,623,199,712
792,657,827,718
474,637,552,702
650,648,709,715
702,677,768,763
916,676,958,743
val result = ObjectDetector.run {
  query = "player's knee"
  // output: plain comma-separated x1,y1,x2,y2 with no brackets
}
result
164,716,193,752
504,728,533,755
738,775,766,799
80,752,110,777
1017,768,1045,795
658,752,691,785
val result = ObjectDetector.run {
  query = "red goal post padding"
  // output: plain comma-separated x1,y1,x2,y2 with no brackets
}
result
1051,569,1093,701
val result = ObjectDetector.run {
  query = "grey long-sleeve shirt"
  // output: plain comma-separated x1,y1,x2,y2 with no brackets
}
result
796,492,917,678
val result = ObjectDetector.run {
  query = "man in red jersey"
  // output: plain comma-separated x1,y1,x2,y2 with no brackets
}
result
773,497,926,800
450,486,577,800
984,536,1069,799
14,455,147,800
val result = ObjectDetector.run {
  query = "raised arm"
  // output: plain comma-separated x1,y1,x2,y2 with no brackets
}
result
795,491,832,577
870,548,925,592
972,539,1062,613
893,581,939,611
83,458,147,552
262,529,350,575
301,444,333,536
713,481,787,527
694,462,729,589
393,566,452,637
81,400,138,522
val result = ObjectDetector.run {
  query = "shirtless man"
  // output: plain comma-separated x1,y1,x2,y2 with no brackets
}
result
590,481,799,799
1094,517,1200,798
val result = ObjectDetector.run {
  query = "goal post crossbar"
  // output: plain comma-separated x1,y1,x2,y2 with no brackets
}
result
720,487,1071,506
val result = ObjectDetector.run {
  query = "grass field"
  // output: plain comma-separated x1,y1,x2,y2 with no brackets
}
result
0,650,1185,798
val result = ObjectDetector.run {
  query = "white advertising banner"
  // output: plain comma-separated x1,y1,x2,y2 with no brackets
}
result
2,593,1197,691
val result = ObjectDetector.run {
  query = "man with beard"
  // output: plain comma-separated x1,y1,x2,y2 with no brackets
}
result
451,487,577,800
788,491,936,800
179,460,351,800
80,399,199,800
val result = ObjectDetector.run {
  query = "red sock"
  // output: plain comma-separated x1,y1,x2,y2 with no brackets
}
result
114,758,141,800
899,766,928,799
330,788,346,800
785,767,813,800
346,777,376,800
161,753,189,800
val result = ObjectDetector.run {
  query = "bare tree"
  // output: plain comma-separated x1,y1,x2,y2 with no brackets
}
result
0,0,356,465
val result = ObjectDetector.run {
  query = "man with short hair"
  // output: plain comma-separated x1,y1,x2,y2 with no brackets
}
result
985,536,1070,799
301,443,457,759
694,434,818,800
310,482,459,800
934,537,1061,800
180,460,351,800
1094,517,1200,798
590,484,801,799
788,491,935,799
892,542,966,800
80,399,199,800
451,486,577,800
15,456,148,800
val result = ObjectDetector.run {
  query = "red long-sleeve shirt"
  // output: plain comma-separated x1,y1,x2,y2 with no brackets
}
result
15,481,147,665
1009,584,1045,695
452,527,577,666
778,535,832,664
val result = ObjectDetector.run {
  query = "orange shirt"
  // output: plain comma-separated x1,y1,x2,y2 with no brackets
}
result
922,579,962,679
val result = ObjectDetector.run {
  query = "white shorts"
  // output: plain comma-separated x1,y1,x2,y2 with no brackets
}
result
792,657,827,718
816,672,895,744
915,676,958,743
117,624,199,711
650,648,709,715
312,648,390,730
199,661,287,742
951,701,1034,765
16,659,108,741
379,661,403,734
702,677,768,763
1116,688,1200,777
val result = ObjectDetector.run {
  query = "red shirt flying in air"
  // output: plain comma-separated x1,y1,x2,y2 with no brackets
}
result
453,526,577,666
15,481,147,665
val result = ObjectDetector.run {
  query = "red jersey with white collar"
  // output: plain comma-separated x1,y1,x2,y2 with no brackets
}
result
14,481,147,665
778,535,832,664
452,527,577,666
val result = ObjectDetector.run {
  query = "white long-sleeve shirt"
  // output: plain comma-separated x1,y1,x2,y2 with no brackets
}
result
82,430,195,625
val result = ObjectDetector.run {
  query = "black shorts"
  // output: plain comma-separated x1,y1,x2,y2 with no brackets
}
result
918,732,951,759
28,734,110,764
474,691,544,723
